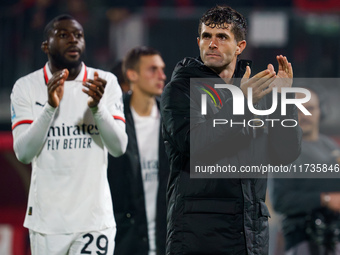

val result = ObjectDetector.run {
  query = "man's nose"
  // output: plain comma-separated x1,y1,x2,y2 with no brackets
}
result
69,33,77,43
159,70,166,81
209,38,218,49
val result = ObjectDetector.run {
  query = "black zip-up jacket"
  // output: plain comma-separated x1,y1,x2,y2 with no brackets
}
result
160,57,302,255
107,93,170,255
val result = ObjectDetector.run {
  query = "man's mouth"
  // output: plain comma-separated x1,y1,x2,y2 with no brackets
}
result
66,47,80,56
206,53,220,57
156,83,164,89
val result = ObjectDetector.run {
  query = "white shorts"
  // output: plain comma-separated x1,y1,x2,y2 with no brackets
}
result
29,227,116,255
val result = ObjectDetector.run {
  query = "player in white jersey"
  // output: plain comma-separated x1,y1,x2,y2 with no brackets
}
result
10,14,128,255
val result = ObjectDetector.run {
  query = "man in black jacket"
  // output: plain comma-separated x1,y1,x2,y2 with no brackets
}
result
107,46,170,255
160,5,302,255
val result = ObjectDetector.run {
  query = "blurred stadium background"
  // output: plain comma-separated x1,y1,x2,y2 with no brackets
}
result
1,0,340,254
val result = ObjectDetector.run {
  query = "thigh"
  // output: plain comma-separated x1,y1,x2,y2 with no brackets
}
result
68,227,116,255
29,230,74,255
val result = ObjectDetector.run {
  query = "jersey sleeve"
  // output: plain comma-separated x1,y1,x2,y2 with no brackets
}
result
104,73,126,122
91,71,127,157
11,78,57,164
11,79,34,129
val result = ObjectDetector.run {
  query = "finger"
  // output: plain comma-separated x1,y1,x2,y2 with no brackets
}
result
278,55,289,74
282,56,288,70
251,71,275,90
94,71,99,81
83,82,102,95
95,76,107,88
242,66,251,79
48,69,68,88
93,72,107,88
85,79,105,93
82,88,102,102
63,69,69,79
260,85,274,97
55,69,69,81
288,62,293,78
83,82,103,97
277,55,285,72
89,72,107,88
258,75,276,91
251,69,271,79
267,64,275,73
48,78,65,94
49,79,63,90
282,57,292,75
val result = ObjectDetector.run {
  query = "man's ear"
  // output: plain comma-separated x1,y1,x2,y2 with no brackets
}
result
126,69,138,82
41,41,49,54
236,40,246,56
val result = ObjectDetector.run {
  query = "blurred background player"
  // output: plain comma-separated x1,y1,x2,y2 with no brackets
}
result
107,46,170,255
10,14,127,254
272,87,340,255
110,60,130,94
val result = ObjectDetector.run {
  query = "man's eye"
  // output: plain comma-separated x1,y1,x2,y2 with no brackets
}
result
75,33,83,39
59,33,67,38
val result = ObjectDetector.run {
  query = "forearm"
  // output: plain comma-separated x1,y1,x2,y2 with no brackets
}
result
91,104,127,157
13,104,56,164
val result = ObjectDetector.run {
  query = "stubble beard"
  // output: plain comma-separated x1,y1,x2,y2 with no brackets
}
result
50,51,84,70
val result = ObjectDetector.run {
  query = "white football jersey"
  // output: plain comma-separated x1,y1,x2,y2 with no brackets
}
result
10,63,125,234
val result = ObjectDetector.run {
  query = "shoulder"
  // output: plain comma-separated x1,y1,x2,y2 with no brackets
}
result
319,134,340,150
86,66,118,83
15,68,43,85
12,68,44,94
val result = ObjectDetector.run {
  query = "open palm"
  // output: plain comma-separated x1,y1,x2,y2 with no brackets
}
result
269,55,293,92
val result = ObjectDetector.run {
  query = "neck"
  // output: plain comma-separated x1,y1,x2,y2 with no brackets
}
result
303,129,319,142
209,58,237,81
48,61,82,80
130,89,156,117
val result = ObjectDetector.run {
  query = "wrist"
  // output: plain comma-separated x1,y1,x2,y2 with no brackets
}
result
47,100,58,108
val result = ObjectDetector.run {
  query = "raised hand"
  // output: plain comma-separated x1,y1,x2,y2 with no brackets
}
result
82,71,107,108
240,65,276,104
47,69,69,108
269,55,293,92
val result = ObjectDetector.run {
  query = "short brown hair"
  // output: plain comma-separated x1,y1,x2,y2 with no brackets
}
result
198,5,247,42
122,46,161,82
